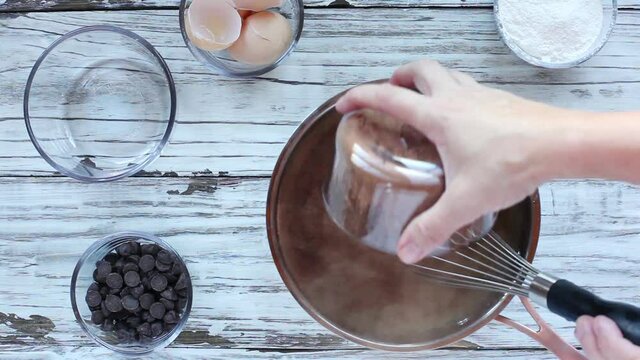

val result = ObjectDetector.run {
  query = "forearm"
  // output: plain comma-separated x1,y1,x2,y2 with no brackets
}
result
536,110,640,184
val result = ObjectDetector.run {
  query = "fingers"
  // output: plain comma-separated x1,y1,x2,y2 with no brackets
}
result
576,316,640,360
390,60,464,95
335,83,437,133
396,180,484,263
593,316,640,360
576,316,605,360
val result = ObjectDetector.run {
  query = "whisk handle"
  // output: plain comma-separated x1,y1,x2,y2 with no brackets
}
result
547,279,640,346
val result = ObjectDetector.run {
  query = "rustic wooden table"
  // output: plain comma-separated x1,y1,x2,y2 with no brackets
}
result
2,0,640,359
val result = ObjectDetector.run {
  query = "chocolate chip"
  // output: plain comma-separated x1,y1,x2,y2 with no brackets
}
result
136,322,151,337
101,319,114,332
106,273,123,289
116,328,132,342
103,253,118,264
151,321,164,337
91,310,105,325
141,311,153,323
163,272,177,284
150,302,166,319
155,259,171,272
141,244,160,256
163,311,179,324
177,288,188,298
174,273,188,291
126,316,141,328
170,263,183,276
141,275,151,290
120,287,131,298
114,320,128,331
177,297,187,311
114,257,125,272
124,271,141,287
130,284,145,299
96,261,112,277
127,254,140,263
112,309,130,320
121,295,140,311
116,243,132,257
122,262,139,274
139,255,155,273
85,290,102,308
160,287,178,301
101,301,111,317
88,282,100,292
159,298,174,311
150,274,168,292
99,286,109,297
139,293,154,310
93,269,106,283
109,287,121,295
128,241,141,256
105,295,123,313
156,250,173,264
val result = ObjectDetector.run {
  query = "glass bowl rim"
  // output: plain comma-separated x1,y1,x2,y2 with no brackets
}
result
23,25,177,182
178,0,305,77
493,0,618,69
70,231,193,355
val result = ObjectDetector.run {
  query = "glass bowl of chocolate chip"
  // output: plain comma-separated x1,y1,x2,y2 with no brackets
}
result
70,232,193,354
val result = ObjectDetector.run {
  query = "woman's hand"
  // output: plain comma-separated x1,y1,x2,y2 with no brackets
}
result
576,315,640,360
335,60,577,263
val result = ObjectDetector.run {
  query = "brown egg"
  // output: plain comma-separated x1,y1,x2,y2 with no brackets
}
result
185,0,242,51
233,0,283,11
238,9,254,19
228,11,293,65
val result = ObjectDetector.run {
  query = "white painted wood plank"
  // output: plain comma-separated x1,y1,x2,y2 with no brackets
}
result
1,0,639,12
1,9,639,176
0,347,559,360
0,177,639,353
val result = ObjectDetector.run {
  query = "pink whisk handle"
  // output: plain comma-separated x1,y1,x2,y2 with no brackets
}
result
496,297,586,360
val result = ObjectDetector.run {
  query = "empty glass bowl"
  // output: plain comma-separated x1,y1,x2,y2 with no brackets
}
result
24,25,176,182
179,0,304,77
494,0,617,68
70,232,192,355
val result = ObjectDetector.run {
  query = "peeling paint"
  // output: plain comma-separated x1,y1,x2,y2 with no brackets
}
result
570,89,592,98
135,169,178,177
192,169,214,176
599,88,624,98
176,330,235,347
328,0,352,7
0,312,55,342
180,178,218,195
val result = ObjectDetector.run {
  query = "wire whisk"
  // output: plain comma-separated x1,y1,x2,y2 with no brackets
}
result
408,231,640,346
411,231,539,297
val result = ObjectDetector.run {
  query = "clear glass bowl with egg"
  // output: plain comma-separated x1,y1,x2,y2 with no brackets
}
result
179,0,304,77
494,0,617,68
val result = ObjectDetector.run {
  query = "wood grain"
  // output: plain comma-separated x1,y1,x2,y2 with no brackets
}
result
0,347,561,360
1,8,639,177
0,177,639,357
1,0,639,13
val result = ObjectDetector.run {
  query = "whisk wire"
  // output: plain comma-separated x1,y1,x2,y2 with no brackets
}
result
411,231,537,297
411,264,530,296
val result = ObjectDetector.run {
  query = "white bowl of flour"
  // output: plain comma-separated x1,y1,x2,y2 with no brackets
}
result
495,0,617,68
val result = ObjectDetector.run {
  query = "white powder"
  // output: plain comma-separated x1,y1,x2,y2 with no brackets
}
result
497,0,604,64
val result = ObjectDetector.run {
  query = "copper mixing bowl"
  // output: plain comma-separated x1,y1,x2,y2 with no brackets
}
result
266,82,581,358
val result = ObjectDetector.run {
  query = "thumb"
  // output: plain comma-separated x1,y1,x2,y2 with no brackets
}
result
592,315,640,360
397,180,482,264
